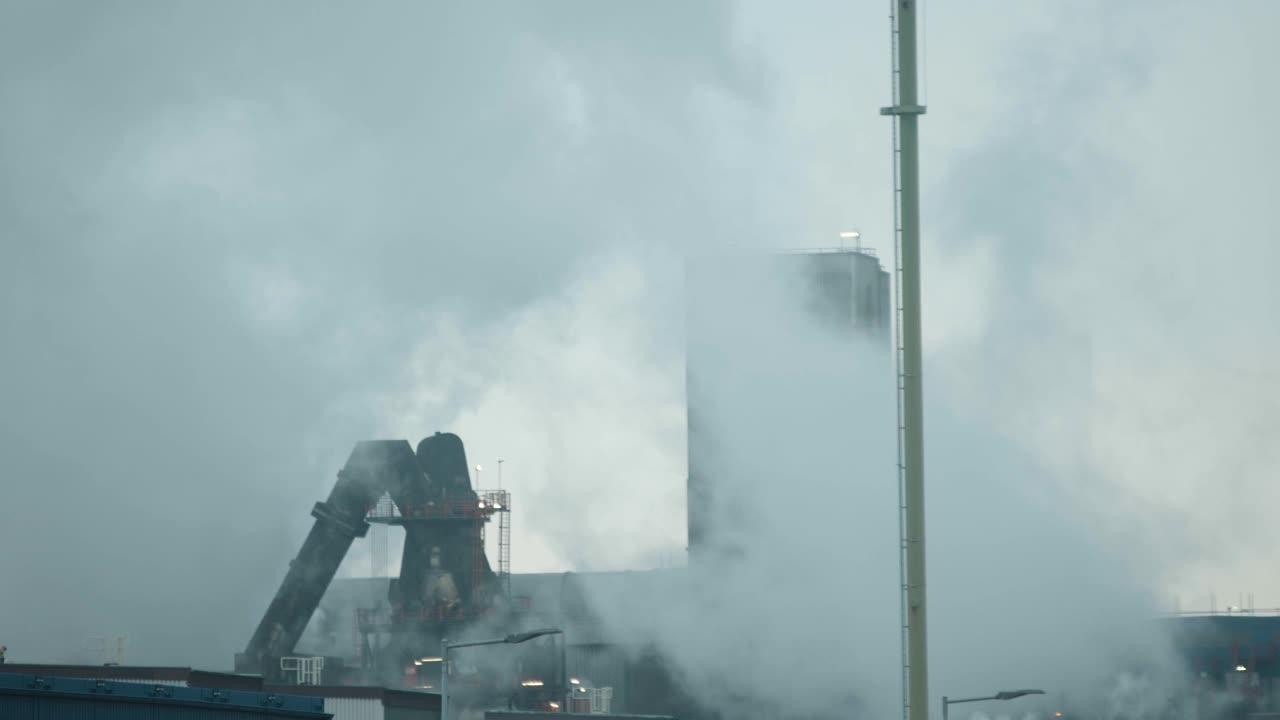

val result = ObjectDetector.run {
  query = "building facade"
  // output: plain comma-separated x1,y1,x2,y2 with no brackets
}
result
0,670,330,719
0,664,440,720
684,248,891,562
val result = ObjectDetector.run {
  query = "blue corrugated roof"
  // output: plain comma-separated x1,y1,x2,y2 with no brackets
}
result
1166,616,1280,646
0,671,330,717
1164,616,1280,672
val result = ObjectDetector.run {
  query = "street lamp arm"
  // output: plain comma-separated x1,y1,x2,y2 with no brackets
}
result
446,628,562,650
445,638,508,650
995,690,1045,701
441,628,565,720
504,628,563,644
943,689,1045,720
947,690,1045,705
947,696,1001,705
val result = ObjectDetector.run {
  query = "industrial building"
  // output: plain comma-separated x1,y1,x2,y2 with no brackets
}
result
0,670,330,719
0,663,440,720
0,664,267,691
234,431,683,719
223,245,894,720
1163,613,1280,716
684,246,891,562
1,247,889,720
17,239,1249,719
297,570,687,716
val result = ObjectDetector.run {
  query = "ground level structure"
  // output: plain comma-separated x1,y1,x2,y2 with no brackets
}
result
0,664,440,720
0,669,330,719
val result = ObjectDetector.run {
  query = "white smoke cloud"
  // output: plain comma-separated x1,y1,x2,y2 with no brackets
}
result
2,7,1277,720
375,248,688,572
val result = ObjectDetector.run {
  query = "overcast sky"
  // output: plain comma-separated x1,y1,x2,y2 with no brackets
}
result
2,0,1278,686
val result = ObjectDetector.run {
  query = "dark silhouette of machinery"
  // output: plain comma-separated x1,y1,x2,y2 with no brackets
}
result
236,432,511,684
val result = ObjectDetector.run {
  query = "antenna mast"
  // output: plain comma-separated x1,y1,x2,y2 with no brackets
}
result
882,1,929,720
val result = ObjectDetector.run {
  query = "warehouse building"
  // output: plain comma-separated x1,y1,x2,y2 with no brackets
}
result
1165,613,1280,715
269,685,441,720
0,670,329,719
0,663,264,690
0,664,440,720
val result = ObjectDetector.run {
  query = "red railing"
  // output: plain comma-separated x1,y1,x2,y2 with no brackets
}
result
355,605,499,630
366,491,511,522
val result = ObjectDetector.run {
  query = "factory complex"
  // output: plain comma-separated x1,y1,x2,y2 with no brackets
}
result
5,248,1272,720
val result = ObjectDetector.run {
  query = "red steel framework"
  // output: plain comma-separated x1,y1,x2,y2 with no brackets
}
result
353,490,512,662
364,490,511,597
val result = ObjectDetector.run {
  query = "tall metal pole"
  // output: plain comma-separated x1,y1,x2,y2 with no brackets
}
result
560,633,568,712
441,640,450,720
881,1,929,720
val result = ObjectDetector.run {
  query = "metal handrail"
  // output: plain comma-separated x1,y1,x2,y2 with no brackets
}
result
777,246,880,258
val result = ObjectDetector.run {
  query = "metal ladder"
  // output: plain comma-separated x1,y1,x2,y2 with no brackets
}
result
498,494,512,598
889,2,911,719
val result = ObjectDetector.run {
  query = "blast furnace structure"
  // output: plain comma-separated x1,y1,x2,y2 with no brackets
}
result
237,432,564,715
